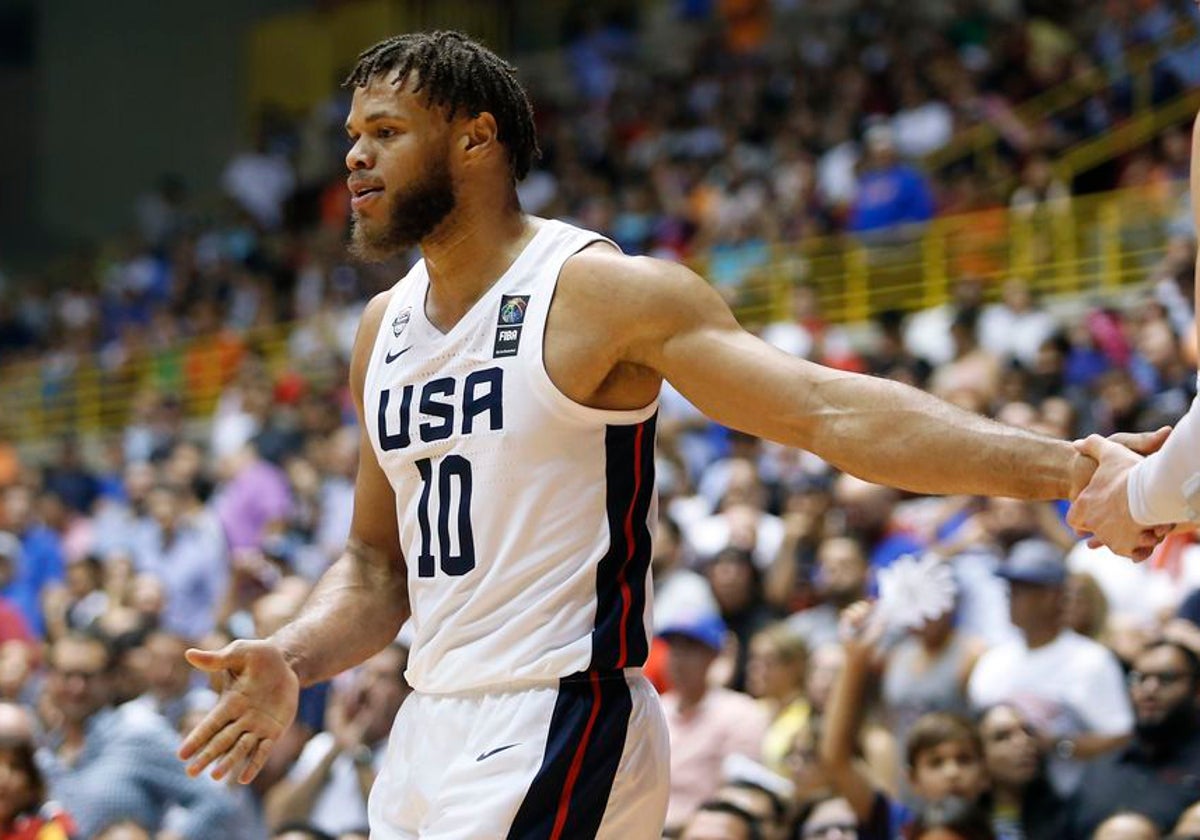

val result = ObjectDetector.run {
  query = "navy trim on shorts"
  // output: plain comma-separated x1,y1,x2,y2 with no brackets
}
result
506,672,634,840
590,415,656,670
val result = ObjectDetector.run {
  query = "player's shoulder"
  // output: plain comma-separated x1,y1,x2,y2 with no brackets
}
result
563,245,692,288
349,288,396,392
360,287,396,330
558,246,706,319
353,288,397,350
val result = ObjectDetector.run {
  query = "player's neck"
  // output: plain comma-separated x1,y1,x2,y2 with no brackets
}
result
421,197,531,329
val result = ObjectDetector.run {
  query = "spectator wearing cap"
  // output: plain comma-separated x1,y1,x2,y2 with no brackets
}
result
653,514,719,632
968,539,1132,796
662,613,769,834
1069,640,1200,839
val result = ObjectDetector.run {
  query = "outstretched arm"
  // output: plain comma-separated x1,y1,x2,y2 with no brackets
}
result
591,253,1094,500
179,291,408,783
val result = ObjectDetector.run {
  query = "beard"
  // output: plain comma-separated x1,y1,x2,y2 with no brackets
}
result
1135,699,1198,744
350,154,456,261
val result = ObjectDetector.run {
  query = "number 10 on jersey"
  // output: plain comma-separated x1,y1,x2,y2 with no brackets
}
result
414,456,476,577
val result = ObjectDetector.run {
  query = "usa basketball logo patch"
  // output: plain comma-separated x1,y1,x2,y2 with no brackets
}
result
494,295,530,358
392,307,412,337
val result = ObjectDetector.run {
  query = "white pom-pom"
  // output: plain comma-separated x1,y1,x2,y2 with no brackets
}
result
875,554,957,632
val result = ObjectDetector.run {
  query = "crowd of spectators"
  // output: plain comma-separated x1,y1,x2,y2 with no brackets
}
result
0,2,1200,839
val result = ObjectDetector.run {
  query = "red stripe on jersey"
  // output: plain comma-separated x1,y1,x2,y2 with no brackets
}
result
616,421,645,667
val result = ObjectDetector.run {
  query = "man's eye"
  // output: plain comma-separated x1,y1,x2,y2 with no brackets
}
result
377,128,396,138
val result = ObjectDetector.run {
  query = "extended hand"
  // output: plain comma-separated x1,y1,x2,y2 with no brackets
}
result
178,640,300,784
1067,432,1173,562
837,600,885,657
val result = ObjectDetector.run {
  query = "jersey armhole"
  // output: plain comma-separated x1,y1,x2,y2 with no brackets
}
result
524,238,658,426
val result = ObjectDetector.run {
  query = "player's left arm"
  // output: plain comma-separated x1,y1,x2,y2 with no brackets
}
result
602,253,1092,501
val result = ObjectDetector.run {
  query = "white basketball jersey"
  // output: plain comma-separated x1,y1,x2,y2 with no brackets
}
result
363,219,658,694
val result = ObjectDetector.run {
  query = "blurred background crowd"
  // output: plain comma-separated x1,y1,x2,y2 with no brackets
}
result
2,0,1200,839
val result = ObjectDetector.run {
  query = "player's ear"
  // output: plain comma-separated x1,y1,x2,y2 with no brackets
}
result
460,112,499,156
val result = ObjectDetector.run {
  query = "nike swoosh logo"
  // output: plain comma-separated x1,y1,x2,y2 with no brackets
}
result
385,347,412,364
476,743,520,761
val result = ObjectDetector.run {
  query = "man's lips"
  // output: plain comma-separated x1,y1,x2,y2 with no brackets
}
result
350,183,384,210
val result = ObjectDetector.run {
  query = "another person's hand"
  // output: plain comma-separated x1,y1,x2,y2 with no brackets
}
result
178,639,300,784
1163,617,1200,658
837,600,884,658
327,685,369,753
1068,432,1173,562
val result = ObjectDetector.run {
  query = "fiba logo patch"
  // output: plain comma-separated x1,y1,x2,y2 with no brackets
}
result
498,295,529,326
494,295,530,358
392,308,412,337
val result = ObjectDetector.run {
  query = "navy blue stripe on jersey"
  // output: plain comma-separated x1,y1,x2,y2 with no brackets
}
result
590,415,657,670
507,672,633,840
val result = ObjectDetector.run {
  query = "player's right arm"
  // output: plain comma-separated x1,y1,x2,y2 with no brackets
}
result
179,291,409,784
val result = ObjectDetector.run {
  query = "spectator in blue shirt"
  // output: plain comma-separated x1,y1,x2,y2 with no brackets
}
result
848,125,936,236
1,487,64,638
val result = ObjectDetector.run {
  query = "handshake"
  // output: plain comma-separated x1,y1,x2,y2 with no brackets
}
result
1067,426,1193,563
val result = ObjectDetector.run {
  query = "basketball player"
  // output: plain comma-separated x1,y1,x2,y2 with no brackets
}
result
178,32,1162,838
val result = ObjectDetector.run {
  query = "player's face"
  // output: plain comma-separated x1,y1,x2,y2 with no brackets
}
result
345,73,457,260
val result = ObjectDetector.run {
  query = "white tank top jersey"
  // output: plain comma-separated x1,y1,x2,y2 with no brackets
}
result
363,218,659,694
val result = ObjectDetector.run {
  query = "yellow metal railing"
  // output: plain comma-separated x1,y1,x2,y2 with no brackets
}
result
924,17,1199,177
0,184,1188,443
1057,88,1200,182
709,183,1184,329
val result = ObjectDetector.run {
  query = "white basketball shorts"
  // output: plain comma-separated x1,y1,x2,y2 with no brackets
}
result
367,669,669,839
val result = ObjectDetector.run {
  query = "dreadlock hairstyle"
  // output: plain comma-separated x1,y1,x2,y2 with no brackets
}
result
343,31,541,181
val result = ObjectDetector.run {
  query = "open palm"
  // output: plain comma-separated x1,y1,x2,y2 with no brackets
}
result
178,640,300,784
